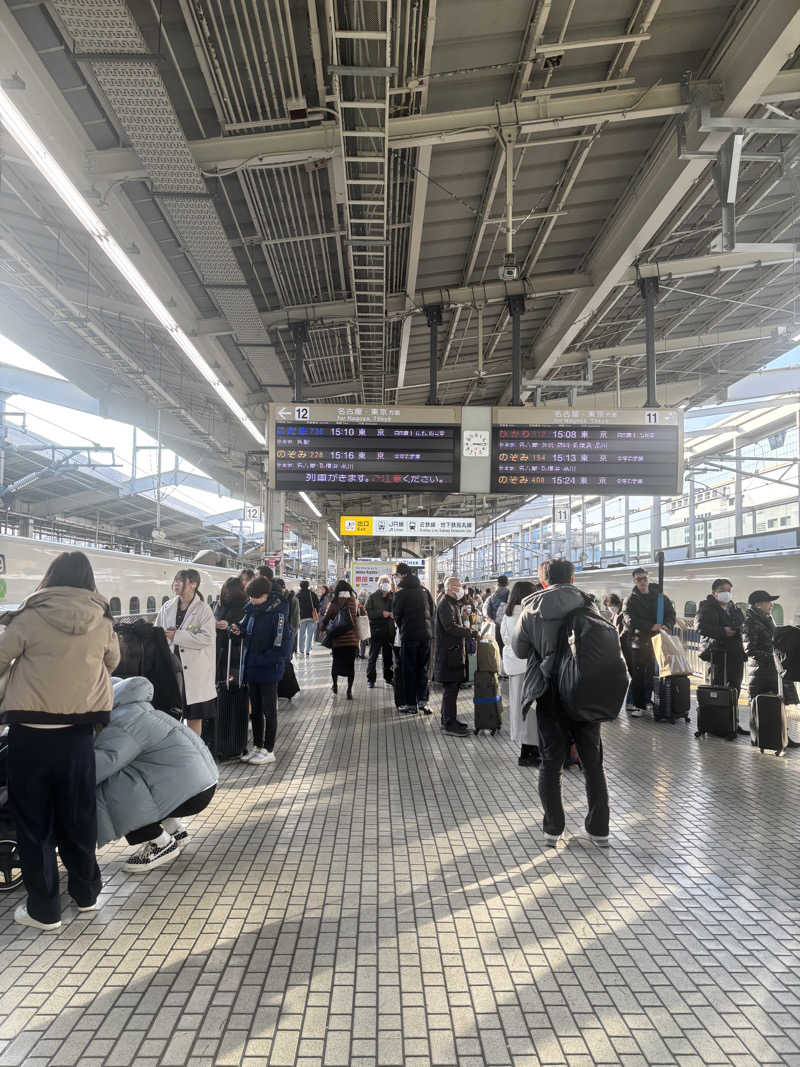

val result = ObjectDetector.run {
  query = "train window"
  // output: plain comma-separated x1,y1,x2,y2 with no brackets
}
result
683,600,697,619
162,595,169,605
772,603,784,626
147,596,156,613
129,596,140,615
109,597,121,617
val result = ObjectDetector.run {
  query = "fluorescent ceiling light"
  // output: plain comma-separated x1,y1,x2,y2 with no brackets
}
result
327,525,341,542
299,490,321,517
0,86,265,446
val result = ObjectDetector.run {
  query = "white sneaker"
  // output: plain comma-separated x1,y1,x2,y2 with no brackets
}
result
629,707,644,718
123,837,180,872
239,751,253,763
14,903,61,931
544,833,562,846
77,901,99,913
587,833,610,847
248,748,272,765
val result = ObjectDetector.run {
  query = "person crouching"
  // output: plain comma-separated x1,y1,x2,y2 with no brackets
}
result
96,677,218,871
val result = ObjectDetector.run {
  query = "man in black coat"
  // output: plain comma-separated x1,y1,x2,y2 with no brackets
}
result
365,576,394,688
743,590,799,705
622,567,676,716
392,562,434,714
433,576,475,736
695,577,745,699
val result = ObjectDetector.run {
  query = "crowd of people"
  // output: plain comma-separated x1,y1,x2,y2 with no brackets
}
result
1,547,796,932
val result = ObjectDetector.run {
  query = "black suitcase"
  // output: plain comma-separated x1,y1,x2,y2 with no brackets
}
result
473,670,502,735
278,660,300,701
750,693,787,755
653,674,691,723
695,650,739,740
393,646,413,710
203,637,249,759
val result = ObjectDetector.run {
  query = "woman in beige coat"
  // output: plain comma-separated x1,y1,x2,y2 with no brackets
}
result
0,551,119,932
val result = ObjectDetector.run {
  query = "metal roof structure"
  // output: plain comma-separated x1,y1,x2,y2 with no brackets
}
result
1,0,800,535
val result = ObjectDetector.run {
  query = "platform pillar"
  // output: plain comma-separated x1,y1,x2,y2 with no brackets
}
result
318,520,329,583
424,305,443,405
264,488,286,575
639,275,660,409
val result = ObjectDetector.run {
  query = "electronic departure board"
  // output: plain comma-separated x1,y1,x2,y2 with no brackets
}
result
491,408,683,496
269,403,461,493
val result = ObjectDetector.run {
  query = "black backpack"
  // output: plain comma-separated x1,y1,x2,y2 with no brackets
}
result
556,606,629,723
773,625,800,682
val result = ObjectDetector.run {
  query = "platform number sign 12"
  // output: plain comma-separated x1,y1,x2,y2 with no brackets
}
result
294,406,310,421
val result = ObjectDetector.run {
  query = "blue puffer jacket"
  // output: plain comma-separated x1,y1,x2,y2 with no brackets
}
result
95,677,218,847
240,594,294,684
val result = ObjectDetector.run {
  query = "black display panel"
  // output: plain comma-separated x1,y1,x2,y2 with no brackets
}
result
492,422,681,495
274,422,461,492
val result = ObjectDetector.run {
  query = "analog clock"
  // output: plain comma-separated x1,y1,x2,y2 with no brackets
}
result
463,430,490,458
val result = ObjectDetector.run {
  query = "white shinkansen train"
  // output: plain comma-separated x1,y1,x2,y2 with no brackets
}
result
513,549,800,628
0,534,239,616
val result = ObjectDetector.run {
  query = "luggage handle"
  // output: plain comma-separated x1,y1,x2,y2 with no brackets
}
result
226,632,232,691
656,550,665,627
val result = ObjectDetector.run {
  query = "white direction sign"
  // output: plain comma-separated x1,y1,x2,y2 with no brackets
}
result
341,515,476,538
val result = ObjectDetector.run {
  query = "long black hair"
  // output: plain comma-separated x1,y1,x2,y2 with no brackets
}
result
38,551,96,591
506,580,538,613
174,568,204,601
220,576,247,608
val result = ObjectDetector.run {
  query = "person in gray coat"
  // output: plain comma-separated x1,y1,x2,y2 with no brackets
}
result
511,557,610,847
96,677,218,872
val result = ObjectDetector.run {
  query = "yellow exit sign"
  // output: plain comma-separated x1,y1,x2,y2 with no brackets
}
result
340,516,373,535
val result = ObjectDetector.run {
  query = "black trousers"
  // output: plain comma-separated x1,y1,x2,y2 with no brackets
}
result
126,785,217,845
367,637,394,683
400,640,430,706
536,693,609,837
248,681,278,751
440,681,460,725
8,724,101,924
708,651,745,701
630,643,655,709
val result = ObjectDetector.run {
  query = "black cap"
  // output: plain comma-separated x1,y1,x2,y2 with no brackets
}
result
748,590,780,605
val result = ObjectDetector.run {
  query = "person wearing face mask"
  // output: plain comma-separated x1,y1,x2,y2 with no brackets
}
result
696,578,745,701
743,591,799,707
322,580,360,698
365,576,395,688
433,576,476,736
622,567,676,717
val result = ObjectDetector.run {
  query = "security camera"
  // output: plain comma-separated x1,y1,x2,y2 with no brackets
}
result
543,54,562,69
499,254,520,281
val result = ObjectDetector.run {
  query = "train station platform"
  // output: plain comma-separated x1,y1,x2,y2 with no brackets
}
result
1,652,799,1067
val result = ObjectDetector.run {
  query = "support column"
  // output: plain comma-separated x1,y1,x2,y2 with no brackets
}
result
581,497,586,565
424,305,443,405
565,496,572,560
600,496,607,562
624,495,631,562
290,322,309,403
638,275,660,409
264,488,286,574
507,294,526,407
651,495,661,557
318,519,329,583
734,441,743,539
687,473,696,559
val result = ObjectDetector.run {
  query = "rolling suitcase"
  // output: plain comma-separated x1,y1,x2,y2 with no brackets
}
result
203,636,249,760
750,693,787,755
695,651,738,740
473,670,502,735
653,674,691,723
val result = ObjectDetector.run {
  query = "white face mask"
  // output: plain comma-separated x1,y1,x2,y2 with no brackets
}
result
338,591,349,599
715,590,732,603
379,582,391,592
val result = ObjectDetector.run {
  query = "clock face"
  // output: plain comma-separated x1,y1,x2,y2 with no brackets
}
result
463,430,490,458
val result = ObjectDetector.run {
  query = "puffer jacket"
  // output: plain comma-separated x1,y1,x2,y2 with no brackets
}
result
95,677,218,847
433,594,471,684
622,584,676,649
500,606,527,677
512,583,587,711
743,607,799,703
392,572,434,643
0,587,120,724
696,595,745,662
214,595,246,681
486,587,510,622
240,594,294,683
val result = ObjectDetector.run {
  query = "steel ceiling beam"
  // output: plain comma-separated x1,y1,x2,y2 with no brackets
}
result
555,324,795,367
519,0,800,392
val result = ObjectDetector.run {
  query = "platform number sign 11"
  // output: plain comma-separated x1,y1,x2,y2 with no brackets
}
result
645,411,659,423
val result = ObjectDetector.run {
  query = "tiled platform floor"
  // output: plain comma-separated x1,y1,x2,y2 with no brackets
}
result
2,648,800,1067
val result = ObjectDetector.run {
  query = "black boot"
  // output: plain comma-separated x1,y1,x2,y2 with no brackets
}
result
331,676,338,694
518,744,539,767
